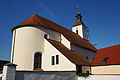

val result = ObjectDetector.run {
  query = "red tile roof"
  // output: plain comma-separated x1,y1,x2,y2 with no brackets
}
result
72,21,82,27
92,44,120,66
12,14,96,51
47,39,91,65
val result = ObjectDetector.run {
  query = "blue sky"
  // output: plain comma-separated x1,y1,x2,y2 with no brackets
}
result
0,0,120,60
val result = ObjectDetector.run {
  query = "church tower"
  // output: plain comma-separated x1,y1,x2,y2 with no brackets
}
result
72,12,89,40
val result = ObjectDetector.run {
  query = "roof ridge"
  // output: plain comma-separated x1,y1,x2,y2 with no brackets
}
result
47,39,91,65
12,14,96,51
98,44,120,50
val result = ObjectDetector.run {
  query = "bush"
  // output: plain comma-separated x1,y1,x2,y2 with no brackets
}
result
76,72,89,78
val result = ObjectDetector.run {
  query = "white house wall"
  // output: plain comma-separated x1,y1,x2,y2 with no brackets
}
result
71,44,95,62
42,39,76,71
91,65,120,74
61,34,71,49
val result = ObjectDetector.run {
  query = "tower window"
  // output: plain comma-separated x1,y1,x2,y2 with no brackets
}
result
51,56,55,65
76,30,78,34
56,55,59,64
34,52,42,69
102,57,109,64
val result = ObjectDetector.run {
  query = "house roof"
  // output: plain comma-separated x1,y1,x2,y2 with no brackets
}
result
12,14,96,51
47,39,91,65
92,44,120,66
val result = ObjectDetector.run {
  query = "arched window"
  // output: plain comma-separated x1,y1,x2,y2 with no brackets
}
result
34,52,42,69
76,30,78,34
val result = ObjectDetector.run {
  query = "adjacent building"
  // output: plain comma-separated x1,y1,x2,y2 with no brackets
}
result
92,44,120,74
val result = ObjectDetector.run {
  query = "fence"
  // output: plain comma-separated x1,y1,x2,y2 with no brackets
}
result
2,63,120,80
16,71,76,80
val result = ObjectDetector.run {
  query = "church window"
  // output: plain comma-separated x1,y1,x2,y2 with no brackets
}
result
76,30,78,34
34,52,42,69
51,56,55,65
102,57,109,64
51,55,59,65
56,55,59,64
44,34,49,39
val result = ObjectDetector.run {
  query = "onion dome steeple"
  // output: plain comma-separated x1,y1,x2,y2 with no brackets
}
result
75,12,82,22
72,12,83,27
72,11,90,41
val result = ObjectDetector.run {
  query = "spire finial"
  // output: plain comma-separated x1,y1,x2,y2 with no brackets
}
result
75,0,82,21
75,12,82,21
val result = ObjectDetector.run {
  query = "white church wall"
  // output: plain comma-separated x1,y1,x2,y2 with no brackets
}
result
11,25,62,71
61,34,71,49
91,65,120,74
11,27,45,70
39,27,61,42
71,44,95,62
42,39,76,71
72,25,83,38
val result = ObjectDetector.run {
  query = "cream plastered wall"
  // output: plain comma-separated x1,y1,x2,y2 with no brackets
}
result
11,26,64,70
71,44,95,62
39,27,61,42
72,25,83,38
82,66,91,73
91,65,120,74
11,27,45,70
42,39,76,71
61,34,71,49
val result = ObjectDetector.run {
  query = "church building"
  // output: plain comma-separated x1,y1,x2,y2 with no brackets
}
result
10,12,96,73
